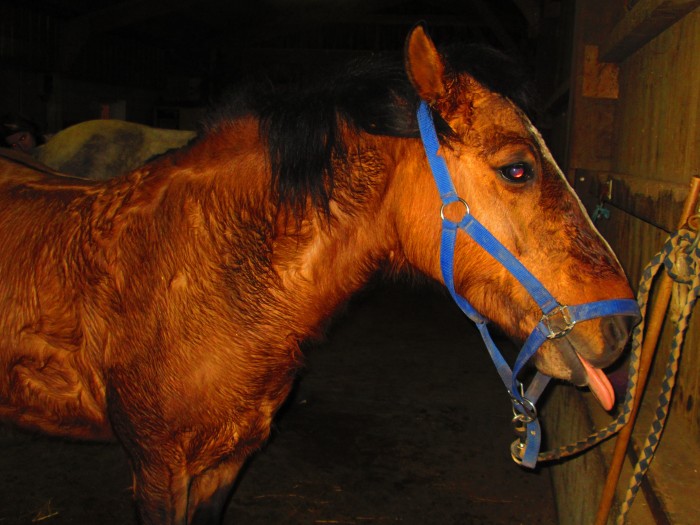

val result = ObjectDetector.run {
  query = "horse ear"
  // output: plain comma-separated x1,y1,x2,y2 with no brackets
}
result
405,24,446,104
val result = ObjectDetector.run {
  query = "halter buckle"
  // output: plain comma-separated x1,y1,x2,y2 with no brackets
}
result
542,305,575,339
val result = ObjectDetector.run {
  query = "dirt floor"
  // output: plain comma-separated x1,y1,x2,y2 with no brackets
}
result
0,281,558,524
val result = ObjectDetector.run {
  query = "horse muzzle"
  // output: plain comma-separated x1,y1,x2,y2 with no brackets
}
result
538,314,636,409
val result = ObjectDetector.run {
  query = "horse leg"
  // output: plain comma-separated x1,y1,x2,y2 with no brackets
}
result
121,436,247,525
187,456,246,525
131,455,244,524
131,458,191,525
129,448,248,524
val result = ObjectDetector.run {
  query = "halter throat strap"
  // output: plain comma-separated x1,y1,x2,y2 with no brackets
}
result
416,101,640,468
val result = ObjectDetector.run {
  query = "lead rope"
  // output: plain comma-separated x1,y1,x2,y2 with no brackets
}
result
533,221,699,521
616,220,699,523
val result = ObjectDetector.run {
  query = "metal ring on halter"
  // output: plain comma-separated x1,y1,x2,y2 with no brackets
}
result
510,394,538,423
541,304,576,339
440,198,470,222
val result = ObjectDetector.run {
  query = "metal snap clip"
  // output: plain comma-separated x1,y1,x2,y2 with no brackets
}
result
510,439,526,465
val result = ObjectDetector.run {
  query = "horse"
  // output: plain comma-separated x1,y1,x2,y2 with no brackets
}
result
0,25,636,524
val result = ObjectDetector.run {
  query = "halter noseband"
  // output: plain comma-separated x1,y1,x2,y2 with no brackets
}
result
416,101,641,468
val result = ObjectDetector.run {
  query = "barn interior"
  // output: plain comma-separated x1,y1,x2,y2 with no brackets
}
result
1,1,699,524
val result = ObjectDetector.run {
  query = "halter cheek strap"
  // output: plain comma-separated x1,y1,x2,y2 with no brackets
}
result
416,101,641,468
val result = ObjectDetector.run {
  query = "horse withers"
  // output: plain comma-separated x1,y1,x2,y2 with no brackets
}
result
0,26,635,524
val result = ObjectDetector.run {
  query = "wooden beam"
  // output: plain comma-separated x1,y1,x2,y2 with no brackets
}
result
582,45,619,99
564,0,623,173
574,169,692,232
600,0,700,62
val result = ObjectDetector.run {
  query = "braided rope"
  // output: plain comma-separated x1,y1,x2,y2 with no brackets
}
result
537,224,699,474
616,225,700,523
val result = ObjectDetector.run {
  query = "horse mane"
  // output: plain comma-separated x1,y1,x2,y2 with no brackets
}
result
203,43,535,216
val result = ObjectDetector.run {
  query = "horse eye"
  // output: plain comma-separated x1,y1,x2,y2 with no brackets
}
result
498,162,533,184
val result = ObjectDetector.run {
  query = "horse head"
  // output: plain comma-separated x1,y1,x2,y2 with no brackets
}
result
398,25,636,409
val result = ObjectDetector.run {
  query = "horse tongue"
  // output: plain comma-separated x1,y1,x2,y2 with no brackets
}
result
578,356,615,411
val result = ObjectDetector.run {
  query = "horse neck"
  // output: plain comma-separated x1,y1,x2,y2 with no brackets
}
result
265,152,402,336
162,124,401,341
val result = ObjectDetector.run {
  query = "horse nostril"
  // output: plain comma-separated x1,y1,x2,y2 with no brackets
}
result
602,316,633,352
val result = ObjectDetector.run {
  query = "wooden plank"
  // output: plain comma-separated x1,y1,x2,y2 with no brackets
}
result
613,9,700,185
565,0,623,172
601,0,700,62
574,169,692,232
582,45,619,99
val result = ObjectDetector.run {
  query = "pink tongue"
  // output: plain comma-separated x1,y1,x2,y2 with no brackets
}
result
579,356,615,411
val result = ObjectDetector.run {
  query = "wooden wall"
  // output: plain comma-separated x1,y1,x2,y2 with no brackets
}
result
576,1,699,443
550,2,700,523
613,8,699,182
608,7,699,452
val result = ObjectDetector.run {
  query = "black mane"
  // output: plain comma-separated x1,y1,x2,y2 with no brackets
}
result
205,43,535,215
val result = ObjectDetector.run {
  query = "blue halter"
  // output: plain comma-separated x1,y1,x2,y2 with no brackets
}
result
416,101,641,468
